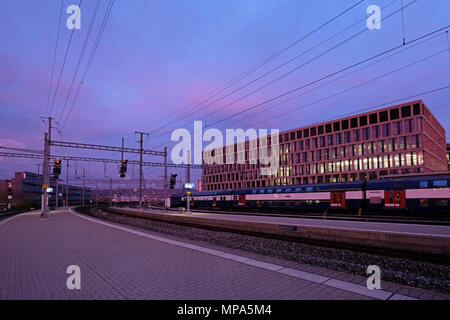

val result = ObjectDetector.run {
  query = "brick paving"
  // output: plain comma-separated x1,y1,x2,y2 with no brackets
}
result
0,209,446,300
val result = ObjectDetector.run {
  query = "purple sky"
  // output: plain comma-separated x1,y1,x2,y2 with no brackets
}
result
0,0,449,184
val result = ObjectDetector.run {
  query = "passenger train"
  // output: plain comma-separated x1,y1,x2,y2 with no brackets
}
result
170,173,450,215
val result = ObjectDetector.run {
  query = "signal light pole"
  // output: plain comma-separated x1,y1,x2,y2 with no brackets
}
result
135,131,149,208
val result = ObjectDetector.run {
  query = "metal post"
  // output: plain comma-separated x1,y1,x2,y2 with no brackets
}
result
82,167,85,205
56,176,59,209
135,131,149,208
96,181,98,205
41,134,49,217
66,160,69,207
186,150,191,213
164,146,167,210
109,177,112,206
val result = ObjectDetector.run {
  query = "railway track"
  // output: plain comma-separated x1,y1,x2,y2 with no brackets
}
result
141,205,450,226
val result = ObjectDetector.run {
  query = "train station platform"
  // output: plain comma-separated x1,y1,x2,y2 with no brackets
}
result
1,208,447,300
109,207,450,257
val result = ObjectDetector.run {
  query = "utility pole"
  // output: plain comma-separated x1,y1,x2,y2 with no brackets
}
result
55,175,59,209
186,150,191,213
82,167,85,205
40,116,53,218
109,177,112,206
164,146,168,210
66,160,69,207
36,164,41,175
135,131,149,208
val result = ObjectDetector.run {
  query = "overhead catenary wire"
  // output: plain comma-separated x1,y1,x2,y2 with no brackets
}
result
149,0,420,144
61,0,115,131
46,0,64,117
57,0,101,126
48,0,83,116
144,0,367,136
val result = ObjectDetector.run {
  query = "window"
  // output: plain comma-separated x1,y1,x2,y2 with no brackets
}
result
290,132,295,140
433,180,448,187
320,136,325,147
353,129,360,142
325,123,332,133
344,131,351,143
333,122,340,132
372,125,379,139
297,130,302,139
299,140,304,151
401,105,411,117
303,129,309,138
413,103,421,115
369,113,378,124
419,181,428,188
393,121,402,135
382,123,391,137
342,119,349,130
390,108,400,120
362,127,370,140
310,127,316,136
305,139,310,150
335,133,342,144
327,135,333,146
350,118,358,128
359,115,368,126
379,111,388,122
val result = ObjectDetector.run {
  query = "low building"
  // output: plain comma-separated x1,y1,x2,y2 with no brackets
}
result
0,172,91,208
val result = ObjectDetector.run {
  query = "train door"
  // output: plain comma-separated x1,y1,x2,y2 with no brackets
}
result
212,197,217,207
384,190,406,208
330,192,346,207
238,195,246,206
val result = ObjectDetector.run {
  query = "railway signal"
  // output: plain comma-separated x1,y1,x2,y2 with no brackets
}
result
53,159,62,177
119,159,128,178
169,173,177,189
7,181,12,198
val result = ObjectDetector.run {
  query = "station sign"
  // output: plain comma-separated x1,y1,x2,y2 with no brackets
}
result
184,183,195,189
46,188,54,193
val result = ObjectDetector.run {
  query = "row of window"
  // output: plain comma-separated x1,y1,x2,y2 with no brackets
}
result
203,119,422,163
204,152,424,184
203,135,422,175
280,104,421,142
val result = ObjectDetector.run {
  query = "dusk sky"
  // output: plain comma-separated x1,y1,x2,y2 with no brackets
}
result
0,0,449,184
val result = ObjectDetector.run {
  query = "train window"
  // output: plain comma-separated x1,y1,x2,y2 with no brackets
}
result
419,199,429,207
294,187,302,192
434,199,448,207
419,181,428,188
285,188,292,193
268,189,273,193
306,187,313,192
276,188,282,193
433,180,447,188
259,189,265,194
251,189,257,194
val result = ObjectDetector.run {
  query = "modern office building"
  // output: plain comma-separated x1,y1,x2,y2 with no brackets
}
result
447,143,450,170
0,172,91,208
201,100,447,191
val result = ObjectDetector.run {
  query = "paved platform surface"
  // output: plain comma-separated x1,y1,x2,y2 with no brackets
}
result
0,209,447,300
131,207,450,237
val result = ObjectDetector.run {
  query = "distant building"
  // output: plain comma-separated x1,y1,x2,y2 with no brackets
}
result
0,172,90,208
447,143,450,170
201,100,447,191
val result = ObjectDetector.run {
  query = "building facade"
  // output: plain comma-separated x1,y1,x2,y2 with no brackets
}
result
201,100,447,191
0,172,91,208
